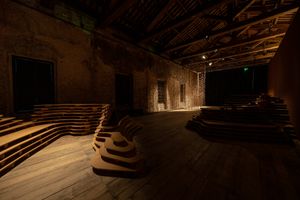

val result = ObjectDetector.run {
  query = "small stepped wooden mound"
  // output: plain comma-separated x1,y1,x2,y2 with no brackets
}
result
91,115,144,178
187,95,293,143
0,104,110,177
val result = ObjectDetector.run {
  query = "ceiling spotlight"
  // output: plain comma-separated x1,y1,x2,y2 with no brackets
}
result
202,55,207,60
222,58,225,61
205,35,209,39
209,62,213,66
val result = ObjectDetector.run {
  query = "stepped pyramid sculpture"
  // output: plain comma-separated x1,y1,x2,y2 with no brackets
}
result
91,115,144,177
0,104,110,176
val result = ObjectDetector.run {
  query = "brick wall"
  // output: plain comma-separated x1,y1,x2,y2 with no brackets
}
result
0,0,204,114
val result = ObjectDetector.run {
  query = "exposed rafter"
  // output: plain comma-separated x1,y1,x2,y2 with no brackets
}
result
164,4,299,52
186,44,279,66
140,0,234,43
175,31,285,60
236,25,251,37
232,0,257,21
205,60,271,72
101,0,137,26
189,58,270,72
251,40,265,49
146,0,177,32
12,0,298,73
205,53,275,67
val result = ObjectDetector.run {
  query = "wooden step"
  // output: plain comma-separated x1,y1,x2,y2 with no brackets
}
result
93,132,121,148
0,122,34,136
91,147,143,178
32,113,103,119
0,133,63,176
0,127,63,166
0,103,111,176
0,126,66,160
93,133,136,156
0,117,16,126
104,135,136,157
0,120,23,130
34,120,99,126
34,103,105,107
98,145,140,169
91,152,138,177
0,124,56,150
34,116,100,123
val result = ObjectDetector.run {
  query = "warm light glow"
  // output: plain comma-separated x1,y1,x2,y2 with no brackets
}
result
202,55,207,60
209,62,213,66
168,107,201,112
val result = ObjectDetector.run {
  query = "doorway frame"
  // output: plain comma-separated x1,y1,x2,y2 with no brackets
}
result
8,54,57,113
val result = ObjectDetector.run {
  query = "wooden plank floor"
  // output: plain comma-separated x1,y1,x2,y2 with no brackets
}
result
1,110,300,200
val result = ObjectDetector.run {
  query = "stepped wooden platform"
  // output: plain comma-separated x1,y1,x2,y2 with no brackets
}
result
224,94,259,106
91,115,144,177
187,95,294,143
0,104,110,176
32,104,110,135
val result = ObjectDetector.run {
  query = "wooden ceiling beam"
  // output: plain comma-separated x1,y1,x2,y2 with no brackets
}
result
101,0,137,26
190,59,270,72
236,25,251,37
232,0,257,21
146,0,177,32
206,53,275,67
165,3,299,52
175,31,285,60
185,44,279,66
206,60,270,72
140,0,234,43
251,40,265,49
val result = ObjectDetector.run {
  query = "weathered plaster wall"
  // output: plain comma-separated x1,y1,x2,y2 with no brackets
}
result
268,10,300,136
0,0,203,114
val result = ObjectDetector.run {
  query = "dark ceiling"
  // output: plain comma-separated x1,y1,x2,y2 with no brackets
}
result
14,0,300,72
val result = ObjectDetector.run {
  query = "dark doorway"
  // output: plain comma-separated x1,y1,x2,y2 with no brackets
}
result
157,80,166,104
12,56,55,113
180,83,186,103
115,74,133,110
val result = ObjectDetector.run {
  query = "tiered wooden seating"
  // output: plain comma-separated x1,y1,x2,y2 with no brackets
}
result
258,96,296,138
224,94,259,106
32,104,110,135
0,104,110,176
91,115,144,177
187,95,293,143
